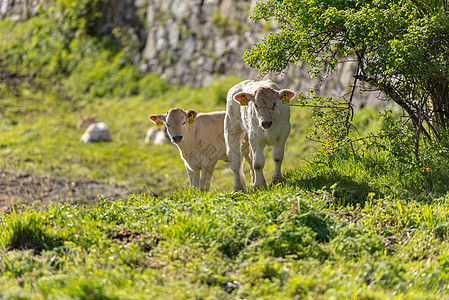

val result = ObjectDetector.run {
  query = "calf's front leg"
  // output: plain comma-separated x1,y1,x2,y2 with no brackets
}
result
272,125,290,185
251,141,267,189
186,166,200,189
199,161,217,192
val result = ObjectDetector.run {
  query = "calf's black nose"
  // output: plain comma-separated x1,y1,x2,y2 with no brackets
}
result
261,120,272,129
172,135,183,142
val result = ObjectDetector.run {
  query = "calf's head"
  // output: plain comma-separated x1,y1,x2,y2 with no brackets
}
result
78,115,97,129
234,87,295,129
149,108,198,144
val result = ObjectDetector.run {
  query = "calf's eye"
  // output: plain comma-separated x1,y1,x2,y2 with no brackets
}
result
182,121,186,125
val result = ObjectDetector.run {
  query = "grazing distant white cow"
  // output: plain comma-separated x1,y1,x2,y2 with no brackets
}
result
78,115,112,143
149,108,227,191
144,126,170,145
224,80,295,191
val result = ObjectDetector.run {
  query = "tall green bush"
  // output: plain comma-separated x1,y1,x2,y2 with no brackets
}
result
0,0,164,101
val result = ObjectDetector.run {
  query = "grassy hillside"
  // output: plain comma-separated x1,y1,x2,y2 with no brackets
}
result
2,7,449,299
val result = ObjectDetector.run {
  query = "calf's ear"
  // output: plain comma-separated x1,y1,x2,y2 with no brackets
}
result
234,92,254,106
186,109,198,124
149,114,166,127
278,89,296,104
279,89,296,104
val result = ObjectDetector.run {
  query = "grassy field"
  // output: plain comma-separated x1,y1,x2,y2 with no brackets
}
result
2,12,449,299
1,175,449,298
0,74,315,198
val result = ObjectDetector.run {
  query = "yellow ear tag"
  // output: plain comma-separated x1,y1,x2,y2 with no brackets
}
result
156,121,164,127
282,93,290,104
240,95,249,106
188,114,195,124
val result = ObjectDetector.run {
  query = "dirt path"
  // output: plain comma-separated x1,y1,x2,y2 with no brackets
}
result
0,169,132,212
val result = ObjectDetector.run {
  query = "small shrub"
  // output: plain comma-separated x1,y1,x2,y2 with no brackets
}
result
303,107,449,199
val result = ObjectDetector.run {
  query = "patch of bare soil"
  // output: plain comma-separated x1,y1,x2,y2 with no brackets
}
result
0,169,134,212
107,228,167,268
107,228,163,252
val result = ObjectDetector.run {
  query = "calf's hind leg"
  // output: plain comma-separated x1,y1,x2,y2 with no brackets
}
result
225,127,246,192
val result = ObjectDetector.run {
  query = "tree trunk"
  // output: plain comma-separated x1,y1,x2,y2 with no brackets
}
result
429,77,449,138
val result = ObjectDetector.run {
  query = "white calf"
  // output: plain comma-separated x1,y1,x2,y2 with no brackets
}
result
149,108,227,191
224,80,295,191
79,116,112,143
144,126,170,145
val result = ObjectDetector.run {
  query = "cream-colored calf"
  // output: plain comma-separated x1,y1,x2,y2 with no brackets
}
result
144,126,170,145
149,108,227,191
78,115,112,143
225,80,295,191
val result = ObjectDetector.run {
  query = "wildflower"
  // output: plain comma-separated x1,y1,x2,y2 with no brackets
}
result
420,165,430,173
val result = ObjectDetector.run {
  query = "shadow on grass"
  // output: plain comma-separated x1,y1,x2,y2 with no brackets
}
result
283,170,380,208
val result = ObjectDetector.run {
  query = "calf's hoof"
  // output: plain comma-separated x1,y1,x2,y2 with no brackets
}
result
253,183,267,191
272,174,283,185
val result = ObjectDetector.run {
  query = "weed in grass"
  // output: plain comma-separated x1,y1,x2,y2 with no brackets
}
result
434,224,449,241
259,222,319,258
329,223,384,259
0,211,65,254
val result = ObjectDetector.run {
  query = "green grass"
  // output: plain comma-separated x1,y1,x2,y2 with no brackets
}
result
1,185,449,298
